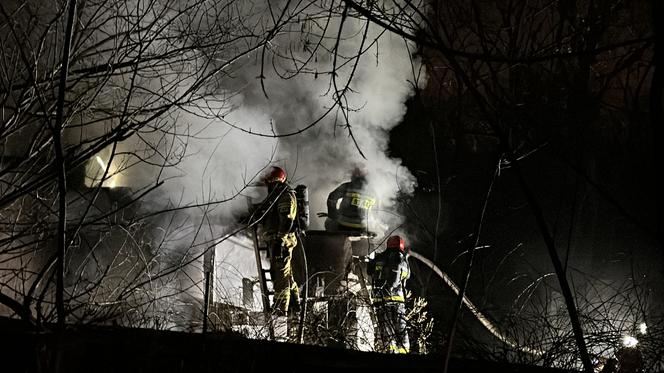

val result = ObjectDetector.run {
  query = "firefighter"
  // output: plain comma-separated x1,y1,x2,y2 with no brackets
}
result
260,166,299,317
368,235,410,354
324,166,377,234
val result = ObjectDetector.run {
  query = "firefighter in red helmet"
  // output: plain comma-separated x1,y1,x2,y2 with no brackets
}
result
260,166,299,318
368,235,411,354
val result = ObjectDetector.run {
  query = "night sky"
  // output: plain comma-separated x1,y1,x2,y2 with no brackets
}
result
386,0,663,359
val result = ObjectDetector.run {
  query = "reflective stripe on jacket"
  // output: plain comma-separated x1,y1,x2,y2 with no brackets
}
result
373,295,405,303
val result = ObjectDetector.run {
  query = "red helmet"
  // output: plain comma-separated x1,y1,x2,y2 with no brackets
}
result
264,166,286,184
387,235,406,252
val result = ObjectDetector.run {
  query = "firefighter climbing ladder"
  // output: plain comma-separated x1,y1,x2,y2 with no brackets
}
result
250,225,275,338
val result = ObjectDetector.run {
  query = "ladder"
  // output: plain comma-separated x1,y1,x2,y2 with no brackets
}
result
251,225,275,339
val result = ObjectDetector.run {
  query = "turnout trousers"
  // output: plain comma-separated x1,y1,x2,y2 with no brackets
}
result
375,301,409,354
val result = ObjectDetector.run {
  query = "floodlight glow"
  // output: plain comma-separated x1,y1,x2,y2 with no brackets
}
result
622,335,638,348
639,322,647,335
94,156,118,188
96,156,107,170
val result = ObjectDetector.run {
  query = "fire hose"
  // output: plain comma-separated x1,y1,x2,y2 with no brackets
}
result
408,250,543,356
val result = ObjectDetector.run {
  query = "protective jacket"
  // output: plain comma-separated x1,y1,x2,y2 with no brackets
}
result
369,248,410,303
326,178,376,231
262,183,297,241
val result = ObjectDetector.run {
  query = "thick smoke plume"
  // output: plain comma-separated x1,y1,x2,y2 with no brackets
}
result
191,3,421,310
136,3,423,234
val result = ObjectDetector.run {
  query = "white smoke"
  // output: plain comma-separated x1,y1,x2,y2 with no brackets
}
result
197,5,421,233
107,2,423,234
184,5,421,313
82,1,421,226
